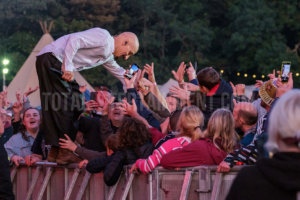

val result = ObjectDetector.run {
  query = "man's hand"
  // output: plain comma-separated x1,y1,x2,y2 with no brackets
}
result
62,71,74,82
217,161,231,173
59,134,77,152
11,155,25,167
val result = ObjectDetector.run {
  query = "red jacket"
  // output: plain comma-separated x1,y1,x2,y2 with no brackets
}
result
160,138,227,169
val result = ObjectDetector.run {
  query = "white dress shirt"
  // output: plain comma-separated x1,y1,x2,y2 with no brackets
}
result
38,27,126,88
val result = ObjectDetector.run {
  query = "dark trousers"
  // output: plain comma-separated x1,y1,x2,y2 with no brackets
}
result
0,143,14,200
36,53,84,146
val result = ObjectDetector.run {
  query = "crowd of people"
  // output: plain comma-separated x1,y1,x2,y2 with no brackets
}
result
0,27,299,200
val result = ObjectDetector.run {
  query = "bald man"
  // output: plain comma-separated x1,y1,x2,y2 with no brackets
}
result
233,101,258,146
36,28,139,163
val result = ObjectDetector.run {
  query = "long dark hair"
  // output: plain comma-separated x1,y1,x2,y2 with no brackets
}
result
118,116,151,149
20,107,41,142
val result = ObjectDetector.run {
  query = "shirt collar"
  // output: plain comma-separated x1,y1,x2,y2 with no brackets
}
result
206,81,221,96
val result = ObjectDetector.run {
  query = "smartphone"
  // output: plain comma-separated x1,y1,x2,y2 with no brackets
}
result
90,92,97,101
125,64,139,79
281,61,291,83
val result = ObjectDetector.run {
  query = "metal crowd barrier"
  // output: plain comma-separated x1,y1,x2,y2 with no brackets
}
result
10,162,243,200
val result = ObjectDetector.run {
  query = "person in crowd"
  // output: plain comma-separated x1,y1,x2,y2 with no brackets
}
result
226,89,300,200
58,97,123,162
84,116,153,186
161,108,239,168
4,108,48,166
233,101,258,146
0,141,14,200
170,66,233,126
130,105,204,174
36,27,139,163
217,76,288,172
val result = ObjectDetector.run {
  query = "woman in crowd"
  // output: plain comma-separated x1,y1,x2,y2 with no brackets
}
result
226,90,300,200
4,107,46,166
130,105,204,174
161,108,239,168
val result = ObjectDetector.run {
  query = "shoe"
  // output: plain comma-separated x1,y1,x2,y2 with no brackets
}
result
47,146,59,162
56,148,82,165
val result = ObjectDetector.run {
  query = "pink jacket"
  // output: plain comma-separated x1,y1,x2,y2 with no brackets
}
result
135,136,191,174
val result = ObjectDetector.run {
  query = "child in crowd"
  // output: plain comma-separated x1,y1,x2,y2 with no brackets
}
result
79,134,119,167
161,108,239,168
130,105,204,174
83,116,153,186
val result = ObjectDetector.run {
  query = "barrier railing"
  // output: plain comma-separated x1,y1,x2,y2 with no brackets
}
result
10,162,243,200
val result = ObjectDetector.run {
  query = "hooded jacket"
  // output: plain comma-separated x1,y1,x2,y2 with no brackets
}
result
226,152,300,200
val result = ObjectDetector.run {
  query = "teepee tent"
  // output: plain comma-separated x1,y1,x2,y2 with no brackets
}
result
7,22,94,107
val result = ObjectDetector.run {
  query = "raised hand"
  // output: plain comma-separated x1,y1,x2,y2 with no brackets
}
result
144,62,156,83
23,86,39,98
172,62,186,84
186,62,196,81
169,85,190,101
235,84,245,96
120,99,138,117
276,72,293,97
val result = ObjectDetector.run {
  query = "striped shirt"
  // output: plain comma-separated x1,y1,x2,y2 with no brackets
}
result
135,136,191,174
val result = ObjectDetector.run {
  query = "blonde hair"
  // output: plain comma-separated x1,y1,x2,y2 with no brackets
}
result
265,89,300,153
206,108,238,153
177,106,204,141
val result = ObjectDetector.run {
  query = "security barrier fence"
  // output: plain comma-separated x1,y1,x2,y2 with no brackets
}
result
10,162,243,200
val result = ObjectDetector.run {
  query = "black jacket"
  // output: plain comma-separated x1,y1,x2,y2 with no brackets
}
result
191,79,233,126
226,152,300,200
86,142,154,186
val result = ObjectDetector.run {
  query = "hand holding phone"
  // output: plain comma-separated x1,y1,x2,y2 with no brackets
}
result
281,61,291,83
125,64,139,80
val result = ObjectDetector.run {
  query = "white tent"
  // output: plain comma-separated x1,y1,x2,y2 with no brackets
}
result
7,32,94,107
157,78,179,97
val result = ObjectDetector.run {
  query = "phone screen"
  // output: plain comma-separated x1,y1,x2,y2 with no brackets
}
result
126,64,139,79
282,63,290,77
